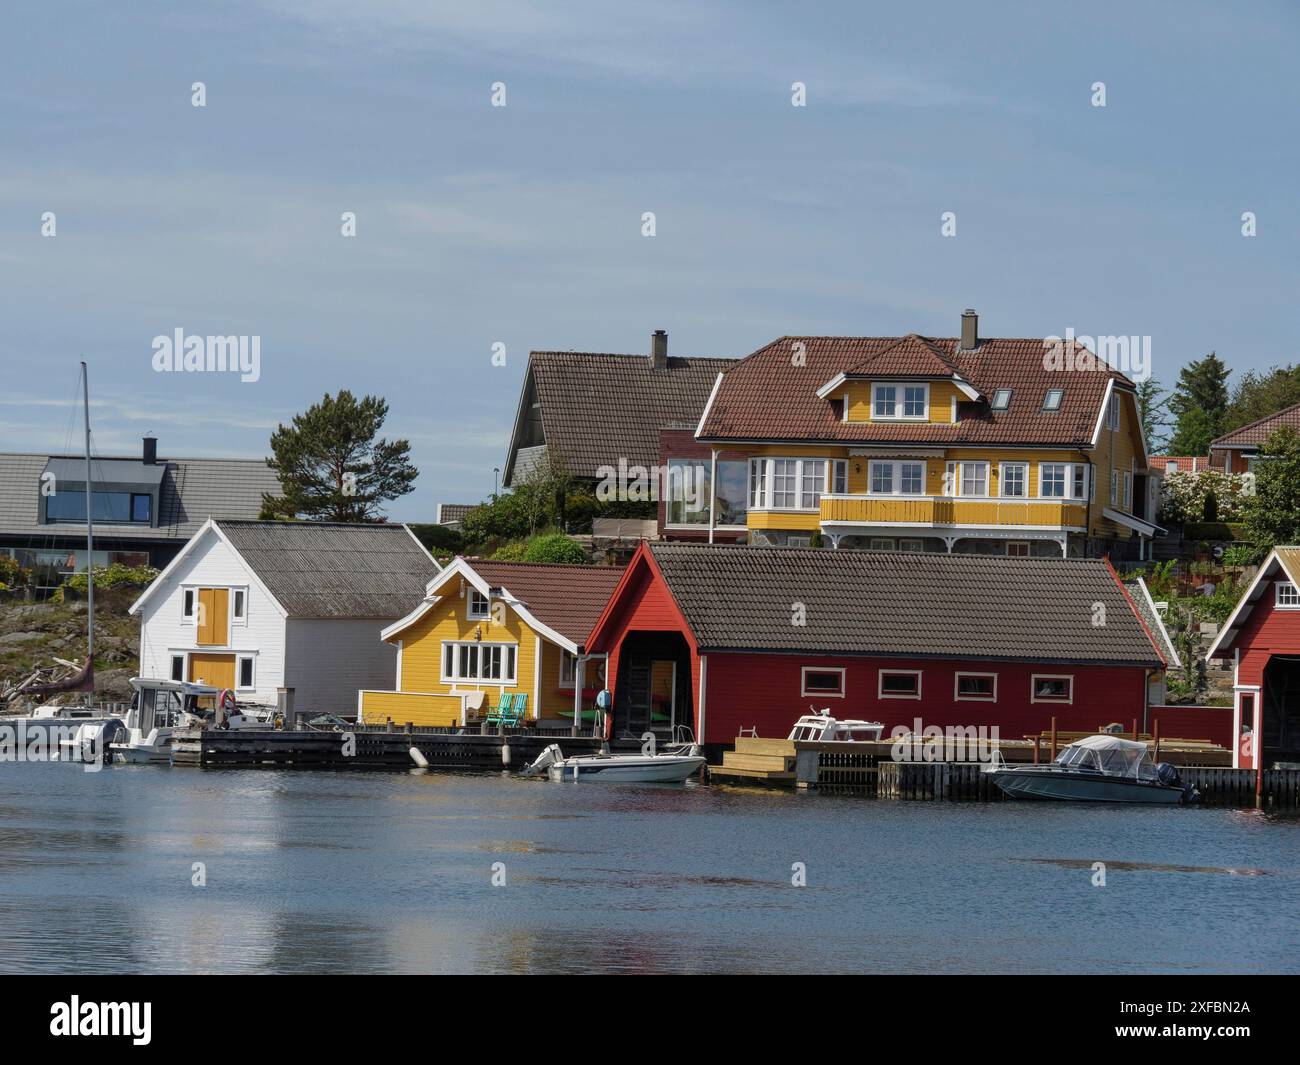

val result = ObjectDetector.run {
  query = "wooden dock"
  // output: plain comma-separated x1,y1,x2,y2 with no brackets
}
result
171,726,602,770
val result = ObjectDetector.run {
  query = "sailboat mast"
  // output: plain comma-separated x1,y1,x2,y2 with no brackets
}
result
81,360,93,661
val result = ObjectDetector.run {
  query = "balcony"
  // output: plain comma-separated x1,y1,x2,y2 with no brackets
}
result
819,494,1088,531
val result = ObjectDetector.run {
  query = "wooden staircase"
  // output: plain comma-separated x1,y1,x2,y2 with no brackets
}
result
708,737,797,785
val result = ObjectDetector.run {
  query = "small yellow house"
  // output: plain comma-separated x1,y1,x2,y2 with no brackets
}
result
358,558,625,728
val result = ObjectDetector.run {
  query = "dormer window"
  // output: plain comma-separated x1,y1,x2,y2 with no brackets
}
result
872,382,929,420
1042,389,1064,412
467,588,490,619
991,389,1012,411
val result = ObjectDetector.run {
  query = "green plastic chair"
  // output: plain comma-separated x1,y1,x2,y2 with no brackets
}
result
506,694,528,726
485,692,514,725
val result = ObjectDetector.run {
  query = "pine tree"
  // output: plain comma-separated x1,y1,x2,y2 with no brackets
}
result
1135,378,1171,453
1167,352,1230,455
259,391,417,522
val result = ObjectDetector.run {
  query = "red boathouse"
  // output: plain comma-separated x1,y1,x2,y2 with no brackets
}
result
585,543,1212,750
1207,547,1300,774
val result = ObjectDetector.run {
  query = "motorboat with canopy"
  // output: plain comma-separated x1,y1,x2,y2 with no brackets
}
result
986,734,1198,804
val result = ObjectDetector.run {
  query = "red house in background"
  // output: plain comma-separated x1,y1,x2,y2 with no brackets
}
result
585,542,1209,752
1207,547,1300,775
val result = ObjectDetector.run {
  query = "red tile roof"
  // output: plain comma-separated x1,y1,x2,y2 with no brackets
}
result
697,334,1133,446
1212,401,1300,448
469,560,625,646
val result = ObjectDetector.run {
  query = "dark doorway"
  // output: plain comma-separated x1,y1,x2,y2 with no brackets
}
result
614,632,693,740
1262,656,1300,767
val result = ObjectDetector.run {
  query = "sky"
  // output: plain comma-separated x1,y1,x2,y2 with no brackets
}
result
1,1,1297,520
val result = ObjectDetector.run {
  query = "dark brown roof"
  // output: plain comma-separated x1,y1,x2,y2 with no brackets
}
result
470,560,625,646
698,335,1132,446
525,351,734,478
218,520,439,619
646,543,1163,665
1212,401,1300,449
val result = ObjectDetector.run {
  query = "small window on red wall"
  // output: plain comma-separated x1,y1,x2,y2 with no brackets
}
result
1031,675,1073,703
801,667,845,697
878,670,921,699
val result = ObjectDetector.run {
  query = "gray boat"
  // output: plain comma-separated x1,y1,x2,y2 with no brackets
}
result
987,734,1197,804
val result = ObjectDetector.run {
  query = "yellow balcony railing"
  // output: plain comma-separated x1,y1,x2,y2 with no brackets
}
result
818,494,1087,530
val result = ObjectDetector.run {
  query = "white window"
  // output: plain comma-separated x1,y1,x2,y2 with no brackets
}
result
1043,389,1064,412
442,641,518,684
869,538,896,551
787,535,812,548
878,669,922,699
560,652,606,689
960,462,988,498
1277,582,1300,609
1031,674,1073,703
1165,461,1178,474
170,654,185,682
801,666,845,698
991,389,1012,410
1123,472,1132,509
832,459,848,495
954,672,997,701
467,588,490,619
1110,470,1119,505
868,460,925,496
231,588,246,622
1000,462,1027,498
1039,463,1087,500
871,382,929,420
749,458,828,510
182,588,195,621
236,655,255,690
898,538,925,552
1108,393,1121,430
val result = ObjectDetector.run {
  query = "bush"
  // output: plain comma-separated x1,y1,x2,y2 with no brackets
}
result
54,563,159,602
0,555,23,589
1159,470,1250,524
522,533,589,565
489,540,531,562
407,522,464,557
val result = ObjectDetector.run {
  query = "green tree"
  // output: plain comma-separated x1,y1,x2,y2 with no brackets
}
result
260,391,417,522
1225,365,1300,432
522,532,589,564
1135,377,1171,453
1243,426,1300,552
1168,352,1230,455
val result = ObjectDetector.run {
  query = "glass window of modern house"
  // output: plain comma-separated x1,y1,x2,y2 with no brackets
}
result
46,490,152,524
714,460,748,526
665,459,710,526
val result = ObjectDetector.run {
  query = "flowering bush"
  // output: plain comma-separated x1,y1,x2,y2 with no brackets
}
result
1158,469,1250,524
53,563,160,601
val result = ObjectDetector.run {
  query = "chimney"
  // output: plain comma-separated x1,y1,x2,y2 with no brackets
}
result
650,329,668,370
959,308,978,352
142,436,157,465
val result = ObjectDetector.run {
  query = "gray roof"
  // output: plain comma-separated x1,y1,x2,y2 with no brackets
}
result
0,452,282,541
218,520,439,619
646,543,1164,665
505,350,734,483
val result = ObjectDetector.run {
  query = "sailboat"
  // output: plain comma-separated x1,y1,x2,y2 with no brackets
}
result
1,362,121,762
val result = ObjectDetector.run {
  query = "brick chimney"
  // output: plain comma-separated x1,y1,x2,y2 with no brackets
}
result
142,435,157,465
959,308,978,352
650,329,668,370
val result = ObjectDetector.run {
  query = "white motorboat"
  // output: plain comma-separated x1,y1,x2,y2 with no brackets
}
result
986,734,1198,804
788,713,884,742
524,730,706,783
107,678,224,764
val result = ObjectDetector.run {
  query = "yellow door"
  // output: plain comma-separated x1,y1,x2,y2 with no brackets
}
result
197,588,229,646
189,652,236,690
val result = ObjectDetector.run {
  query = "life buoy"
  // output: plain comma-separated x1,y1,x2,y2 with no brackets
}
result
219,689,237,711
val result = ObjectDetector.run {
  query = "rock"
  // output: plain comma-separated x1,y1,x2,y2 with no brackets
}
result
0,632,45,643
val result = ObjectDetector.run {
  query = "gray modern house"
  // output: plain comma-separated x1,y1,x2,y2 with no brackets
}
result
0,436,282,587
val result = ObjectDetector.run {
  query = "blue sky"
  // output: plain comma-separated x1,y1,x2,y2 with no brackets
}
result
1,1,1296,519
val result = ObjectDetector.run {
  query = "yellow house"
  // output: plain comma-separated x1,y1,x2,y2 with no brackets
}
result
358,558,625,728
684,311,1156,559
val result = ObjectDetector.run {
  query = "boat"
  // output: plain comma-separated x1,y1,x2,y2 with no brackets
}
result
986,734,1198,804
523,728,706,783
787,713,884,742
106,678,222,763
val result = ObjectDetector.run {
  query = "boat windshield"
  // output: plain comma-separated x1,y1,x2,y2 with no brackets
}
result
1056,740,1156,779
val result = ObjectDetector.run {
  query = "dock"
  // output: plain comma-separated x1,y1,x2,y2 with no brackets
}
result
171,725,602,770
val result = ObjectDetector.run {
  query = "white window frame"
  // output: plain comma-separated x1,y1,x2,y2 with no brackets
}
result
868,459,926,496
560,651,607,689
954,671,998,702
1043,389,1064,412
1123,471,1132,509
1108,393,1121,430
991,388,1012,410
230,587,248,626
441,640,519,685
959,461,989,498
1277,582,1300,609
999,462,1028,499
1038,462,1087,500
1110,470,1119,505
182,588,195,624
1030,674,1074,704
801,665,846,698
749,457,829,512
898,538,925,552
878,669,922,700
871,382,930,421
169,653,186,683
235,653,256,691
467,588,491,620
869,538,896,551
1006,541,1031,557
831,459,849,495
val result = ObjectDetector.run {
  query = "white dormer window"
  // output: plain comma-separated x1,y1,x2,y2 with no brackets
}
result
872,382,929,420
468,588,490,619
991,389,1012,411
1277,582,1300,609
1043,389,1064,412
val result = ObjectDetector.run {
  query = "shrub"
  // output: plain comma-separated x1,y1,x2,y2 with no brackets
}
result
1159,469,1250,524
489,540,530,562
54,563,159,602
522,533,589,565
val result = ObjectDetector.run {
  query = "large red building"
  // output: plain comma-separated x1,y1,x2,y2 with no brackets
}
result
585,542,1211,751
1207,547,1300,774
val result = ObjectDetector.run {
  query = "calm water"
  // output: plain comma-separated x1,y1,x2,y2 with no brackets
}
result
1,764,1297,974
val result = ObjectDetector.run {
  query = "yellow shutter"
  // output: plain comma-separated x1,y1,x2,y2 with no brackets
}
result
197,588,229,646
